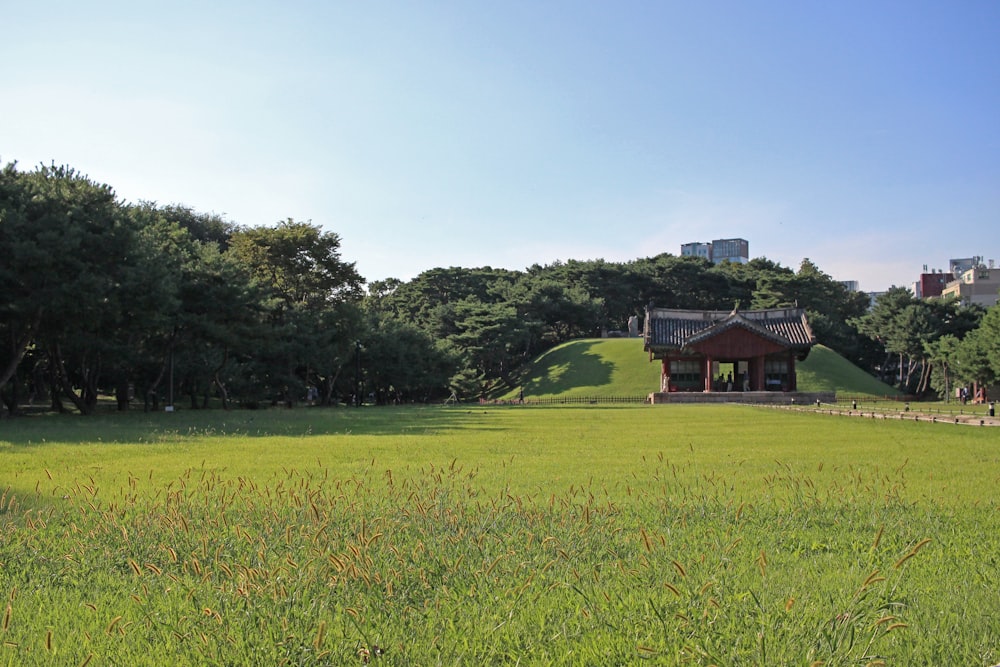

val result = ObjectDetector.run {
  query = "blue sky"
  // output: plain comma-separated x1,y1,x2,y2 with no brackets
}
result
3,1,998,293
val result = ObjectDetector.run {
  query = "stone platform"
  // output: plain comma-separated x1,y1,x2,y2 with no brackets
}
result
648,391,836,405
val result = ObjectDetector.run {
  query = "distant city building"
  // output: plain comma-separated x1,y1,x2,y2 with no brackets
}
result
680,242,712,260
949,257,978,278
941,264,1000,307
911,256,998,305
711,238,749,264
839,280,860,292
680,238,749,264
913,270,948,299
865,292,886,309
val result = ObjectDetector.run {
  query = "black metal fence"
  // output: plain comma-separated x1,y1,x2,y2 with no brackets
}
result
480,395,649,406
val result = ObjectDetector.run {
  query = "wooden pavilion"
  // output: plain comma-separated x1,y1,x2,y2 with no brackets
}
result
644,305,818,400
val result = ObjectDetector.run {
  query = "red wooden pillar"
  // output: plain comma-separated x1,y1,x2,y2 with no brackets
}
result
704,356,713,392
754,355,766,391
661,356,669,393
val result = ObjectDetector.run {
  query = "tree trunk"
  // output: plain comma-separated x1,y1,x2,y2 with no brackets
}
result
915,359,931,396
942,363,950,403
0,314,40,390
116,377,131,411
143,341,173,412
318,368,341,406
47,359,65,413
0,380,15,417
902,355,921,393
50,345,95,415
213,373,230,410
82,361,100,414
211,350,231,410
879,351,894,383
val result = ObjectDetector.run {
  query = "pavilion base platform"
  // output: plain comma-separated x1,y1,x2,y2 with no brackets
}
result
647,391,836,405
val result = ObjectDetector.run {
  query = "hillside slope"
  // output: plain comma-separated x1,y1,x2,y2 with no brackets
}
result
501,339,900,399
504,338,657,399
796,344,902,397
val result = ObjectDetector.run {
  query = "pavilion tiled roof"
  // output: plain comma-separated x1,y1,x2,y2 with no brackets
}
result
644,306,815,352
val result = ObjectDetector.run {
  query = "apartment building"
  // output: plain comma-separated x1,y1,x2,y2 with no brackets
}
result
941,263,1000,307
680,238,749,264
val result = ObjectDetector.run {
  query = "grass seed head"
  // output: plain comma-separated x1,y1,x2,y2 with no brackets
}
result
893,538,932,569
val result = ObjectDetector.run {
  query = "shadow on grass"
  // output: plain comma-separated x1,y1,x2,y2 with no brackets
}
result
0,405,507,447
524,340,616,397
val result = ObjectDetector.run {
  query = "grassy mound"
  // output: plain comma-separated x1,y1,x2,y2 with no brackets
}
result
797,344,902,398
502,339,900,399
503,338,657,399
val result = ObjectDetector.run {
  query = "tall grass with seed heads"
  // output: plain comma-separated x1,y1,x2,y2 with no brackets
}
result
0,405,997,664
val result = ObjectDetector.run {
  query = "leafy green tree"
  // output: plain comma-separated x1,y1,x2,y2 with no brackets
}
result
538,259,643,330
157,203,237,249
446,299,532,397
639,254,733,310
503,276,603,348
172,239,265,408
924,334,961,400
365,278,404,312
366,267,535,398
228,220,364,405
855,288,983,394
101,203,266,412
950,305,1000,393
709,257,790,308
952,333,992,398
229,219,363,309
0,162,39,399
0,163,141,414
377,266,519,332
750,259,871,365
978,305,1000,379
358,314,457,403
101,205,185,410
852,287,917,385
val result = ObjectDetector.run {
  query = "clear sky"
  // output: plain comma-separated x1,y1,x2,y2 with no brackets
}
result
3,1,998,293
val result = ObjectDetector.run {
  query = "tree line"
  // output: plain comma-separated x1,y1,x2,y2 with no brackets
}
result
853,285,998,399
2,161,997,415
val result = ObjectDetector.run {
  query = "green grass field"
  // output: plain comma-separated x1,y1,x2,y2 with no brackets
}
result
1,405,997,665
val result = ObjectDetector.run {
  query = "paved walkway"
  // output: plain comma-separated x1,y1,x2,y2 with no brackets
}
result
763,403,999,427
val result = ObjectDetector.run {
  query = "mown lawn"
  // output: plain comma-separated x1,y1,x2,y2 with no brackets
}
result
1,405,997,665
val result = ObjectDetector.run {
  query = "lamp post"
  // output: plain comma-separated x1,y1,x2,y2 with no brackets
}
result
354,341,362,407
166,347,175,413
